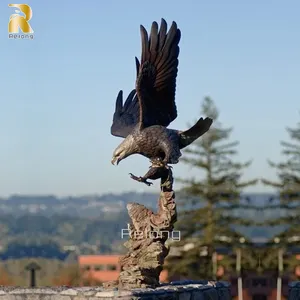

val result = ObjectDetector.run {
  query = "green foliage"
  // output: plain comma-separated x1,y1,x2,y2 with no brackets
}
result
167,97,258,280
0,212,130,254
262,119,300,205
261,116,300,272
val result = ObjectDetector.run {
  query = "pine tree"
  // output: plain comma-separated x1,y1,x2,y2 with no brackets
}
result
166,97,258,280
261,117,300,274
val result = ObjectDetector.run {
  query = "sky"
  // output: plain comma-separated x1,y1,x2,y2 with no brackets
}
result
0,0,299,196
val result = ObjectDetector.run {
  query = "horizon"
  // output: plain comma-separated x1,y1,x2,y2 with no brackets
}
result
0,191,277,198
1,0,299,195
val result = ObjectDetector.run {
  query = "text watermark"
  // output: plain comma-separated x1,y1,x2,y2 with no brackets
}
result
8,4,34,39
121,228,181,241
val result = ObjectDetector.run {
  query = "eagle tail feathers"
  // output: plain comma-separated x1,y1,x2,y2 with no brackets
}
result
179,117,213,149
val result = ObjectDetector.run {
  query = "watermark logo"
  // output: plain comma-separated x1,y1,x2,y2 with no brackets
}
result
8,4,34,40
121,228,181,241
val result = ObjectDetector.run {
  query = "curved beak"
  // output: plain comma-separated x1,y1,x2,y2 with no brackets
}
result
111,157,120,165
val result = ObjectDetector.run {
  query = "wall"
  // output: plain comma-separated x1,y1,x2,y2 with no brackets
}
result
0,281,231,299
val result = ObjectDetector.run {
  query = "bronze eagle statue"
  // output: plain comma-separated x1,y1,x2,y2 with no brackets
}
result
110,18,213,185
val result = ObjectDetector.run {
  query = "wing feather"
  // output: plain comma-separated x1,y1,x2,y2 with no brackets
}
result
135,18,181,129
149,22,158,56
110,89,139,138
135,57,140,77
140,26,149,64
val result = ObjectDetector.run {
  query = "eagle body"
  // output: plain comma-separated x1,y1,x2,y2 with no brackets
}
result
124,126,181,164
110,18,213,179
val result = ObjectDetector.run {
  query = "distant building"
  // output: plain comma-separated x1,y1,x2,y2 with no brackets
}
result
78,255,168,283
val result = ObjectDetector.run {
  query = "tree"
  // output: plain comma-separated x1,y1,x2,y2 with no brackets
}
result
261,116,300,274
166,97,258,280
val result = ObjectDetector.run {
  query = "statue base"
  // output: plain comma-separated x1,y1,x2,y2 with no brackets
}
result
0,282,232,299
110,166,177,290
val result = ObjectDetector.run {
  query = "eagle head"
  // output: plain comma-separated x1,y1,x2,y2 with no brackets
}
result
111,135,135,165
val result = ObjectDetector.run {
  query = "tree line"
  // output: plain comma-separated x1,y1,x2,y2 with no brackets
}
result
166,96,300,281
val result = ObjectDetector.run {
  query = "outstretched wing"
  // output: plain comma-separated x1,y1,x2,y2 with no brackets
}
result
110,89,139,138
135,18,181,129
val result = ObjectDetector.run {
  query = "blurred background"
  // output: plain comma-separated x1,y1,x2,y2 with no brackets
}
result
1,1,300,300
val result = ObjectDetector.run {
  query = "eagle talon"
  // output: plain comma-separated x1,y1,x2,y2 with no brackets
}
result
129,173,153,186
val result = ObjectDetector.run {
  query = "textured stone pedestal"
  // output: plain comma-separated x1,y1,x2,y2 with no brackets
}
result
0,281,231,299
288,282,300,300
112,166,178,290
